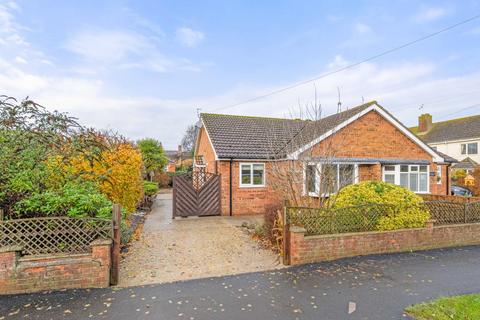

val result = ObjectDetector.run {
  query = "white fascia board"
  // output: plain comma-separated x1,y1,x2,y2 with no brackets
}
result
287,103,444,163
200,118,219,161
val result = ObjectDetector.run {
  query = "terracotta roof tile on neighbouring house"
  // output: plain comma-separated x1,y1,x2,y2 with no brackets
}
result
201,101,391,159
410,114,480,143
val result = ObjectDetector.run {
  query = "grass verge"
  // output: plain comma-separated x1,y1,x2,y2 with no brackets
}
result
405,294,480,319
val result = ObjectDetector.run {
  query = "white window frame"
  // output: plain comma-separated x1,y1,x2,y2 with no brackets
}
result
382,164,430,194
239,163,265,188
304,163,359,197
436,165,442,185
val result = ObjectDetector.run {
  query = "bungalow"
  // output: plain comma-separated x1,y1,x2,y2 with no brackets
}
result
194,101,454,216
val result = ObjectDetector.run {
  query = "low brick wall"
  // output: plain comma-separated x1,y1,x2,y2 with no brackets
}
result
0,239,112,295
288,222,480,265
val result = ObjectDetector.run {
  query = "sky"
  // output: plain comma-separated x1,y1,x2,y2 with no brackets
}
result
1,0,480,149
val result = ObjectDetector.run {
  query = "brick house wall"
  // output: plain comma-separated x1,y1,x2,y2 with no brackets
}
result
196,110,450,216
0,239,112,295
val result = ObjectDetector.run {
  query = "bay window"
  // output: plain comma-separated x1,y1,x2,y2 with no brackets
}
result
382,164,429,193
305,163,357,196
240,163,265,187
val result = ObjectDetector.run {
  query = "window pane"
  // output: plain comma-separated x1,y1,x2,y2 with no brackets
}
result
419,173,428,192
410,173,418,192
241,165,251,184
411,166,418,172
468,143,478,154
339,164,354,189
252,164,264,185
400,173,409,188
384,165,396,171
400,165,409,172
419,165,428,172
461,144,467,155
321,164,337,194
306,165,317,193
384,174,395,184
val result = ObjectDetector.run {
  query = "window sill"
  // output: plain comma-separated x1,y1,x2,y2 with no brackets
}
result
239,184,266,189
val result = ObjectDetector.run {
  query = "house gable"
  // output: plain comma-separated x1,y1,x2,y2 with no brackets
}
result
288,103,444,163
194,123,218,173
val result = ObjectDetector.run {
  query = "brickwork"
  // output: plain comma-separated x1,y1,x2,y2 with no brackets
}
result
195,127,217,174
288,222,480,265
196,110,450,216
0,239,112,295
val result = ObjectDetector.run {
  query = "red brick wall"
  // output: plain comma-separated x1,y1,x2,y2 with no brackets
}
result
302,110,448,194
195,126,217,174
0,239,112,295
217,161,283,215
288,222,480,265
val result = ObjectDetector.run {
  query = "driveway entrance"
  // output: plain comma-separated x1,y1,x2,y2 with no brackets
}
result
119,191,281,287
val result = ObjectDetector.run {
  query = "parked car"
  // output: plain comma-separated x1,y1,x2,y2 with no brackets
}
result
451,185,474,197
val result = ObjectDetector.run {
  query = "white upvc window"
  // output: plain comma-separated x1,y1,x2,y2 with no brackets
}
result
436,166,442,184
382,164,429,193
304,163,359,197
239,163,265,187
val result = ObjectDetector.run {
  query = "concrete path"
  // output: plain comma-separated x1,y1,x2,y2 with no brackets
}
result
2,246,480,319
119,191,281,286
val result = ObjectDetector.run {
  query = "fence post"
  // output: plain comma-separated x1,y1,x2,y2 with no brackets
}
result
282,201,290,266
110,204,121,285
464,203,467,223
0,209,3,221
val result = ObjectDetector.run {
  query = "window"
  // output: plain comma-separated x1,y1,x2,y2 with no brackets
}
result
468,143,478,155
240,163,265,187
305,164,318,195
305,163,357,197
436,166,442,184
461,143,478,155
382,165,429,193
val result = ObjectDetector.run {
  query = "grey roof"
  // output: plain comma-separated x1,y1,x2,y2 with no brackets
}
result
201,101,450,162
435,150,458,164
410,114,480,143
452,157,478,170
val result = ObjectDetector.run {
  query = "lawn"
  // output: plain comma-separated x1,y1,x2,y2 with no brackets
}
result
406,294,480,320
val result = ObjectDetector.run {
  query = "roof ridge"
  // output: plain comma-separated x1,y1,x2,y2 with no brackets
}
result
201,100,378,122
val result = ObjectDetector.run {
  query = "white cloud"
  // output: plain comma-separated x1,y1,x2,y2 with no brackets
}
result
2,54,480,148
175,27,205,48
354,23,371,34
414,7,448,22
65,28,205,73
14,56,26,64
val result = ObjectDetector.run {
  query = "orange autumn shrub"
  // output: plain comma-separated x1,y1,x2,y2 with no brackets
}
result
67,143,144,213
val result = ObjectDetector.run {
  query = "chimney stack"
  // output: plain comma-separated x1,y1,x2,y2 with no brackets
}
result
418,113,433,133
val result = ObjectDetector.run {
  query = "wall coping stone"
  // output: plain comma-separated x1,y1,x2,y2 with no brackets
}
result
301,222,480,240
0,245,23,253
290,226,306,233
91,238,112,246
19,253,90,262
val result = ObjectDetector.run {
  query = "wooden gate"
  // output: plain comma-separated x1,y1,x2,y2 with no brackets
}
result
173,171,221,217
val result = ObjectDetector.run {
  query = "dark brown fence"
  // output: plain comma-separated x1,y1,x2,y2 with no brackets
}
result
173,171,221,217
286,201,480,236
425,201,480,225
420,194,480,203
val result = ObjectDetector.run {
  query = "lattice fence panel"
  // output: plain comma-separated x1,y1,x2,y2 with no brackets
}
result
0,217,112,256
424,201,480,225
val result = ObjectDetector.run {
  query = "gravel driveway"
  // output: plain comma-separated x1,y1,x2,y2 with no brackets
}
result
119,191,282,286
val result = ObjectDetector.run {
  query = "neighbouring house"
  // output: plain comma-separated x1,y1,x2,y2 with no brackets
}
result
410,113,480,165
165,145,193,172
451,157,478,175
194,101,456,216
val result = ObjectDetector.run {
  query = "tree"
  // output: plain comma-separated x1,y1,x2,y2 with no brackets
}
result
137,138,168,180
181,124,198,153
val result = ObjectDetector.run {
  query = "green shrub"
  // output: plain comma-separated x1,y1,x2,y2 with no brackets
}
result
14,180,112,219
332,181,430,231
143,181,159,197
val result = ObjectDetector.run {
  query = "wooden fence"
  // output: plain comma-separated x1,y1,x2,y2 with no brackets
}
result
420,194,480,203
